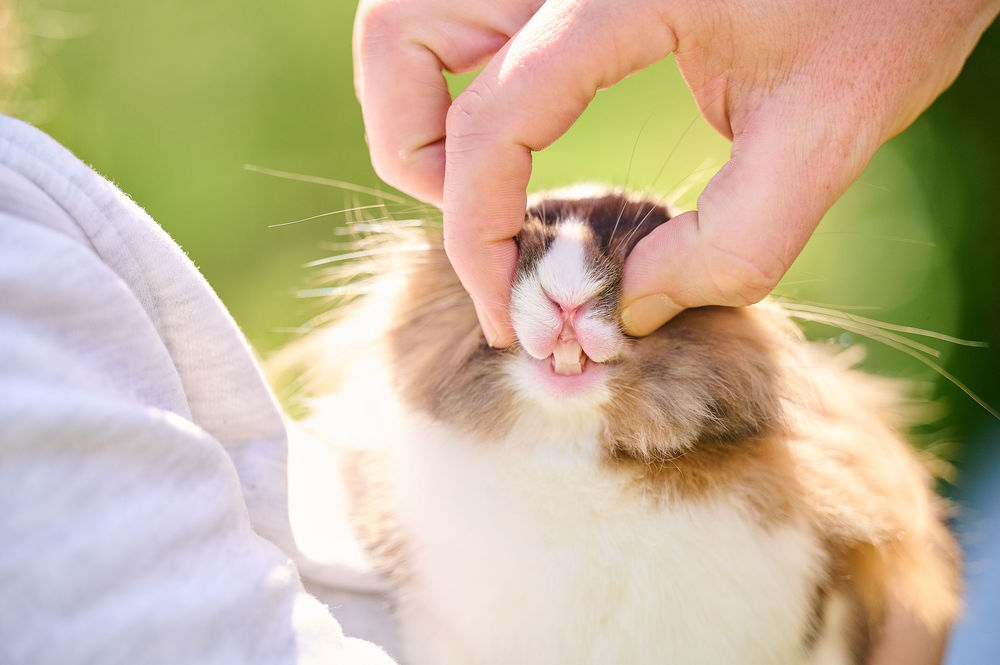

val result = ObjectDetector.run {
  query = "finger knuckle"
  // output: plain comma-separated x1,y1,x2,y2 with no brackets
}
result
446,87,495,144
705,246,783,306
355,0,407,38
368,150,402,187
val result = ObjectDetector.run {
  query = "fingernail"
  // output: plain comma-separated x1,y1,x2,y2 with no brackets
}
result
482,319,500,347
483,317,519,348
474,305,502,347
621,294,683,336
472,300,515,348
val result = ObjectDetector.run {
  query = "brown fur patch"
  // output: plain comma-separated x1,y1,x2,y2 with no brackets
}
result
602,306,789,459
525,190,672,259
382,241,519,438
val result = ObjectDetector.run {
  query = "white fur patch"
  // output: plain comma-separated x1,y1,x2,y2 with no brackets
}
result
387,411,829,665
509,274,561,360
535,219,601,309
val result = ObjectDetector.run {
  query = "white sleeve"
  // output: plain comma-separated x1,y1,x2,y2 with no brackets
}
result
0,115,396,665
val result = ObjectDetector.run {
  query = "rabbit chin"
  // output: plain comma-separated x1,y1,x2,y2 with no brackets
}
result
505,350,615,415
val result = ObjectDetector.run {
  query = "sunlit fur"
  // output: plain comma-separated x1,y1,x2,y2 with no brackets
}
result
282,188,960,665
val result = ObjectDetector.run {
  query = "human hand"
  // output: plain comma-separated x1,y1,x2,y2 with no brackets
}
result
354,0,999,346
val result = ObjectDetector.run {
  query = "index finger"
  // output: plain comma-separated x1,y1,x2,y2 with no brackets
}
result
443,0,676,346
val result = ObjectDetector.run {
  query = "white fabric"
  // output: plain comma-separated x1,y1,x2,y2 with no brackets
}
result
0,115,397,664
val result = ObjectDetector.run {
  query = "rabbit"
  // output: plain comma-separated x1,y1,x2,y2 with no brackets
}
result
287,186,960,665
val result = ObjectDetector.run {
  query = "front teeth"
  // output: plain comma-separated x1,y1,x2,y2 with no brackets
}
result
553,357,583,375
552,339,584,376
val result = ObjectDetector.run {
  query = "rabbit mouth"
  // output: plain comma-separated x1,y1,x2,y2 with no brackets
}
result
551,338,586,375
524,352,607,398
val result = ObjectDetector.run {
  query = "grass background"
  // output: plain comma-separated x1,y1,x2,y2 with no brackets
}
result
9,2,1000,654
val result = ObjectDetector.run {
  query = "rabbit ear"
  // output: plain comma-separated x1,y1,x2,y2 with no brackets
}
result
601,306,788,459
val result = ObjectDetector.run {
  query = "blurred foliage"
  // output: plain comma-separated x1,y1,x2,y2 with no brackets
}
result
12,2,999,465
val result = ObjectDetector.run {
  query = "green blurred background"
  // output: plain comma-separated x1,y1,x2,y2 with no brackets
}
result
11,0,998,465
9,3,998,472
7,0,1000,657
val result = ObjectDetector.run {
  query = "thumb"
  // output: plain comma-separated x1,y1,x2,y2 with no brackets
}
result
620,106,875,336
